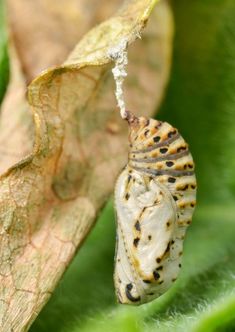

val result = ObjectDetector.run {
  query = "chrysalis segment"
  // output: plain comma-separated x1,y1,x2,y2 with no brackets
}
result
114,113,196,305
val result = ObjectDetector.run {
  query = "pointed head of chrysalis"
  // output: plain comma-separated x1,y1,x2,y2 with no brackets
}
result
125,110,148,142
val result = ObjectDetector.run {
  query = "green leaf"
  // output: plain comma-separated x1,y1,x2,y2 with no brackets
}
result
0,0,9,105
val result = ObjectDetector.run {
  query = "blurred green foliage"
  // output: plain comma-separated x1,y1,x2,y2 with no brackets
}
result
1,0,235,331
162,0,235,204
0,0,9,105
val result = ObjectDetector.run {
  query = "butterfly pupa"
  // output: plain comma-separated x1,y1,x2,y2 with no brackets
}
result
114,111,196,305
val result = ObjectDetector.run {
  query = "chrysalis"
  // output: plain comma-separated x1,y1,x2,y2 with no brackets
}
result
114,111,196,305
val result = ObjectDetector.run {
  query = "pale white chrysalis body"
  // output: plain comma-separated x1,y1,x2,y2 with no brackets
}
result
114,113,196,305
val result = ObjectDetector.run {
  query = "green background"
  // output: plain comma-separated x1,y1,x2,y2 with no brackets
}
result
0,0,9,105
1,1,235,331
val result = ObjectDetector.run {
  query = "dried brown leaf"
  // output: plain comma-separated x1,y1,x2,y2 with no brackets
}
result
0,0,173,331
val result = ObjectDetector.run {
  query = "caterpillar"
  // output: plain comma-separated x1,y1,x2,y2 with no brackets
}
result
114,111,197,305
